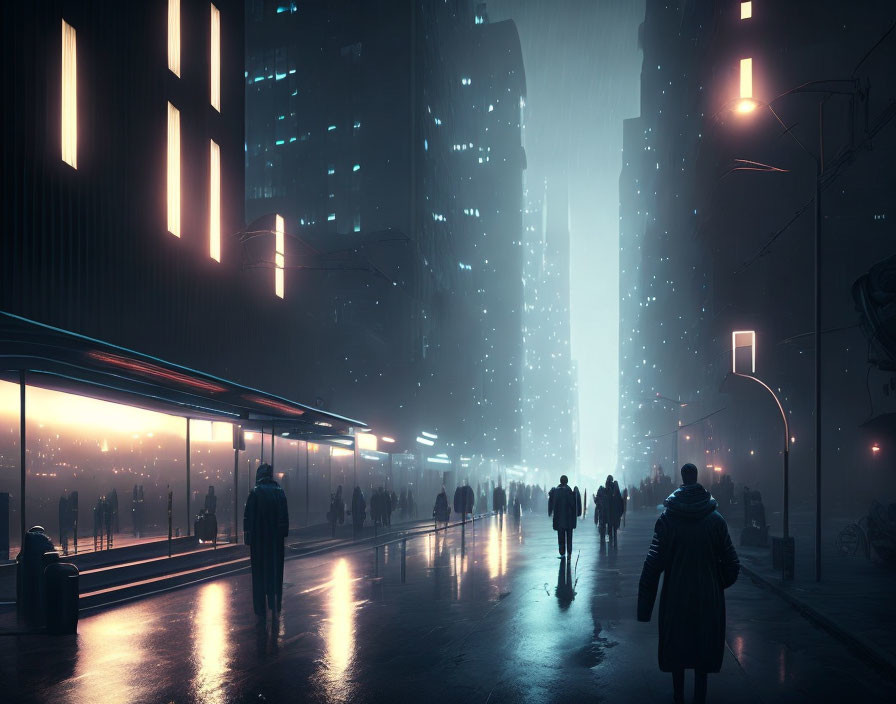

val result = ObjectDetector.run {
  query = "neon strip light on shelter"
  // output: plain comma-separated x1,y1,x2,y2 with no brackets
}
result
210,4,221,111
242,395,306,415
61,20,77,168
88,351,228,392
210,140,221,261
167,103,181,237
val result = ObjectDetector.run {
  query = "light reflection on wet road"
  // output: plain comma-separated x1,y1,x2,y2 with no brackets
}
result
2,512,895,703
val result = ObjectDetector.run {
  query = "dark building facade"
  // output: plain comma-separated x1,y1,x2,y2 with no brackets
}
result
618,0,896,543
244,1,527,463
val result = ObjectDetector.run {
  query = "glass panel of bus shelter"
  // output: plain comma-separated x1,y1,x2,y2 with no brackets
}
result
306,442,332,526
0,381,21,559
189,420,238,542
237,430,264,538
23,385,188,555
271,434,299,530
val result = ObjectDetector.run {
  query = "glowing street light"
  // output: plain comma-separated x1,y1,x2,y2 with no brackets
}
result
729,329,793,580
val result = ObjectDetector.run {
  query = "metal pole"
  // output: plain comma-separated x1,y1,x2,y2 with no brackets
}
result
783,448,790,541
261,427,265,463
233,446,239,543
186,418,191,537
305,441,310,526
814,165,822,583
271,429,275,468
19,370,26,547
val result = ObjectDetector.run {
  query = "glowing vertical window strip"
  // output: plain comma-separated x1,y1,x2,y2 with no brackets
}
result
275,215,285,299
740,58,753,99
168,0,181,77
61,20,77,169
209,140,221,261
210,4,221,111
167,103,181,237
740,2,752,20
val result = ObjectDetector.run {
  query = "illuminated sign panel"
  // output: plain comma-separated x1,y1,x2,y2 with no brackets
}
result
61,20,77,168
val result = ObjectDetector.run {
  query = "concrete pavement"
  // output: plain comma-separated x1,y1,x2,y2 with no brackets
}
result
1,509,894,703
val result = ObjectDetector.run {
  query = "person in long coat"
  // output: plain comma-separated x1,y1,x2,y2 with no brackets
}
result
637,463,740,704
351,486,366,535
433,486,450,525
244,463,289,625
547,475,580,557
595,485,607,539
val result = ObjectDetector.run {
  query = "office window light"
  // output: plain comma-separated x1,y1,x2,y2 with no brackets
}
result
168,0,180,77
275,215,285,298
209,140,221,261
167,103,181,237
740,2,752,20
61,20,77,168
210,4,220,111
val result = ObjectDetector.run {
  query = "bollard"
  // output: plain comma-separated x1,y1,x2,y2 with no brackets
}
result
401,538,406,583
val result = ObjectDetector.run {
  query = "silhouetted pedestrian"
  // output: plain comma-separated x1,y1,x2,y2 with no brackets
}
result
351,486,366,536
637,463,740,704
204,486,217,515
433,486,450,526
548,475,580,557
244,463,289,626
327,486,345,537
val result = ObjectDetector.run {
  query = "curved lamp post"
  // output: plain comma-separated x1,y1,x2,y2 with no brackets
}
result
731,330,792,580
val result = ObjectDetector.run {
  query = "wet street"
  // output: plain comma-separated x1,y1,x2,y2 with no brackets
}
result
2,510,895,704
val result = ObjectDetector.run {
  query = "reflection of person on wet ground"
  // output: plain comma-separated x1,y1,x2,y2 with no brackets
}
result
637,463,740,704
556,555,575,609
244,463,289,628
548,475,580,557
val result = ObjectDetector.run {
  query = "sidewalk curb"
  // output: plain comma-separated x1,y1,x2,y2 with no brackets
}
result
740,563,896,683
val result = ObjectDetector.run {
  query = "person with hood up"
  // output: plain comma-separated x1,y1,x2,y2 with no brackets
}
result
433,486,451,526
547,475,581,557
637,463,740,704
244,463,289,626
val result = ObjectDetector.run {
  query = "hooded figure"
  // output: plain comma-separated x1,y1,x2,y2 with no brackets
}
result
548,475,580,557
244,463,289,622
637,463,740,704
433,486,450,524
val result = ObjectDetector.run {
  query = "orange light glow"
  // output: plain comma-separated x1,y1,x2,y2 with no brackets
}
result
167,102,181,237
714,466,723,472
209,140,221,261
88,351,227,392
210,4,220,111
275,214,285,299
740,2,752,20
356,432,377,452
740,58,753,100
872,443,881,454
331,447,353,458
242,395,305,415
736,99,758,113
61,20,77,169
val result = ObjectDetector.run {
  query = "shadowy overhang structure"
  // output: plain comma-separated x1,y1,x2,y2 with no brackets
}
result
0,311,367,445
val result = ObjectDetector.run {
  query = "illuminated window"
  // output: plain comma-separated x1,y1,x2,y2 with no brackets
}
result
740,57,753,99
210,4,220,111
168,0,180,77
167,103,180,237
61,20,77,169
275,215,285,299
740,2,752,20
209,140,221,261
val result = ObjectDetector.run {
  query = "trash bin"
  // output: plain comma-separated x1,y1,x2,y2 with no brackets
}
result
44,557,79,635
16,525,55,627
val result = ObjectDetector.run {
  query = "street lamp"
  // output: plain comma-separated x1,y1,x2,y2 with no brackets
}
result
727,78,862,582
730,330,793,580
